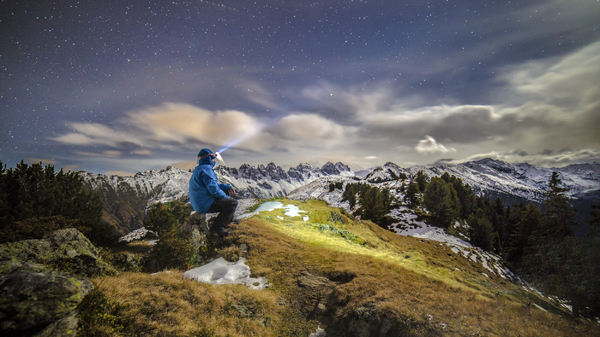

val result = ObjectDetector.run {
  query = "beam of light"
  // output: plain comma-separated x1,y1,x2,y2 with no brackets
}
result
216,136,244,154
216,123,266,155
214,152,226,166
214,123,267,166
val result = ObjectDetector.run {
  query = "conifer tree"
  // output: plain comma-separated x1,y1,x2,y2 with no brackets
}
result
415,170,428,192
404,182,420,208
583,201,600,316
521,172,582,314
423,177,459,227
468,209,494,251
145,203,177,237
452,178,475,219
0,160,112,245
541,172,574,239
506,203,541,269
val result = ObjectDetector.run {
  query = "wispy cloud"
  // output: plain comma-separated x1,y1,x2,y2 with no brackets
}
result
75,150,123,158
26,158,57,165
415,136,456,155
447,149,600,168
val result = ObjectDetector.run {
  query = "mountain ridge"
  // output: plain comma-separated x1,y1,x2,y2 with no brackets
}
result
82,158,600,235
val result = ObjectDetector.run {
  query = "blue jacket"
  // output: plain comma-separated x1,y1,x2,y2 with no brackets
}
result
189,154,231,213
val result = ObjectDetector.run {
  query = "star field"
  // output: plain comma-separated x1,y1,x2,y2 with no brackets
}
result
1,1,600,174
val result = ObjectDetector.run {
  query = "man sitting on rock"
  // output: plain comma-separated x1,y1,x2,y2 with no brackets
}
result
189,148,238,237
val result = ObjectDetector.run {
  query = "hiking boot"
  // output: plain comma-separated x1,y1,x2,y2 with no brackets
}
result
214,227,229,237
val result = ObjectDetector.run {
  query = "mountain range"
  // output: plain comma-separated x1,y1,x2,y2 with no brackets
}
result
82,159,600,235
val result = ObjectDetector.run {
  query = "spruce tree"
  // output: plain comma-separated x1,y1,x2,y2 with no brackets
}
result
415,170,428,192
542,172,574,239
423,177,459,227
506,203,541,269
404,182,420,208
468,209,494,252
0,160,111,245
521,172,582,315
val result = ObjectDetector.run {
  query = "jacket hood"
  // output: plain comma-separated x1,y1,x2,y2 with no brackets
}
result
198,148,216,166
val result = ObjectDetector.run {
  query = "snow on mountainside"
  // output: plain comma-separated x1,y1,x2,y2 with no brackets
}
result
81,162,354,233
384,159,600,202
83,166,191,206
288,159,600,209
82,166,192,234
214,161,353,199
83,158,599,235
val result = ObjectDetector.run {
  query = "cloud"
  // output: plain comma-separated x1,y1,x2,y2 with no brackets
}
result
415,136,456,155
75,150,123,158
271,114,347,143
52,103,265,152
48,40,600,173
51,123,143,147
126,103,263,147
169,161,197,171
501,42,600,106
132,149,153,155
495,41,600,149
26,158,57,165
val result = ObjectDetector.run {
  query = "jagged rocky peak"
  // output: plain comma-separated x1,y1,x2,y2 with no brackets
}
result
294,163,314,172
321,162,340,175
334,162,351,172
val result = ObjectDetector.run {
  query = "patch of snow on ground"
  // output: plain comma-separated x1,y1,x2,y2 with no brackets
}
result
309,326,327,337
283,204,306,217
240,200,307,220
183,257,269,290
390,216,470,248
119,227,156,242
389,206,518,280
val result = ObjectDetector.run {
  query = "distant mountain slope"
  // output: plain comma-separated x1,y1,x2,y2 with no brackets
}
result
371,159,599,202
215,161,353,199
82,166,191,234
83,158,599,234
82,162,353,234
288,158,600,232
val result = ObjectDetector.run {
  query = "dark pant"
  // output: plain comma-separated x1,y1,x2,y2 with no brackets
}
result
206,197,238,229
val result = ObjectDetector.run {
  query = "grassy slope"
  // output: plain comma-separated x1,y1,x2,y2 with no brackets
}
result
85,199,600,336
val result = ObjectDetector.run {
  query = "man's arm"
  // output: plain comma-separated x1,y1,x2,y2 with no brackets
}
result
201,169,228,199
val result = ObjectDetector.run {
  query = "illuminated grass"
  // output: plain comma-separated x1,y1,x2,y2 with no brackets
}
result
248,199,500,295
80,198,600,336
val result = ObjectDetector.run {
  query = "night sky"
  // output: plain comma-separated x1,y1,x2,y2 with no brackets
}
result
2,0,600,175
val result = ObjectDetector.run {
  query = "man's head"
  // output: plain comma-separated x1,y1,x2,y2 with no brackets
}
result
198,148,216,164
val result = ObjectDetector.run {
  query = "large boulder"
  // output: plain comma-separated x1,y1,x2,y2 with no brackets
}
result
0,228,114,336
0,260,93,336
0,228,116,277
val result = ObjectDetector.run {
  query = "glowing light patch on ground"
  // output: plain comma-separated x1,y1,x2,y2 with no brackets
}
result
183,257,269,290
241,201,308,220
283,204,306,217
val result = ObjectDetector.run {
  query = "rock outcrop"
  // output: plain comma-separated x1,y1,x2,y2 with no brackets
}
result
0,228,115,336
0,261,92,336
